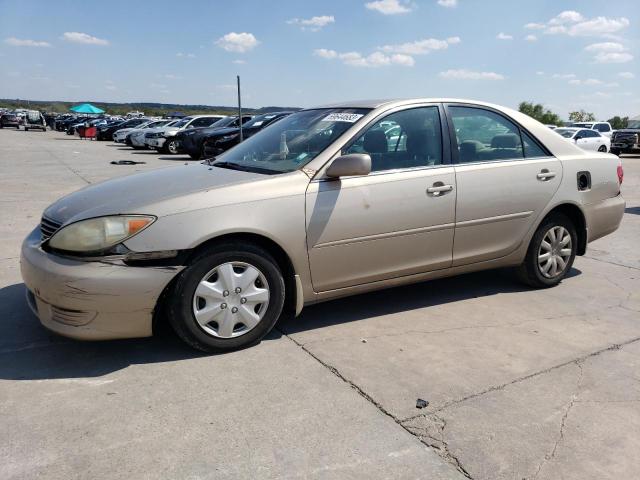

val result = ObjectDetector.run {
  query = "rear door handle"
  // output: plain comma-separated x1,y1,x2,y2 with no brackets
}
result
427,184,454,195
537,171,556,181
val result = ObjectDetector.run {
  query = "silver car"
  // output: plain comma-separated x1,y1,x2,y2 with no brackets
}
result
21,99,625,351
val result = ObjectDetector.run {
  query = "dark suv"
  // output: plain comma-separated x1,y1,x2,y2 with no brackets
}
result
0,113,20,129
201,112,293,159
175,115,254,159
611,118,640,156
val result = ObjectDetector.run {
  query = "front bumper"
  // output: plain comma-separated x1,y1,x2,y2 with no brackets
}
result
146,137,166,149
20,227,183,341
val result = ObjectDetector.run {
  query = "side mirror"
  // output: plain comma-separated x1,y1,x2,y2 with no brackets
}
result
186,124,194,129
326,153,372,178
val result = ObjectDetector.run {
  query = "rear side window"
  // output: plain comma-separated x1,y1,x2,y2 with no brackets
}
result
522,131,547,158
449,106,523,163
594,123,610,132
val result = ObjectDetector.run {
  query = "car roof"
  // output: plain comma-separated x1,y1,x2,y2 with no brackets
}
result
315,98,523,110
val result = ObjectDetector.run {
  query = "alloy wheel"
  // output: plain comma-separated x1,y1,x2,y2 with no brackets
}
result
192,261,270,338
167,140,178,154
537,226,572,279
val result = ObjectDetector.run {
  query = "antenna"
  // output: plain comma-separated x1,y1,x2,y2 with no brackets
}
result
237,75,243,142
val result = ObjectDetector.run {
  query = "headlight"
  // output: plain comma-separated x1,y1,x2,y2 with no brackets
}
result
48,215,155,253
220,134,239,142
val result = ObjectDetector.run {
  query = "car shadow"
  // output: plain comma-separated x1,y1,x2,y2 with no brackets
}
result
277,267,582,336
0,267,582,380
624,206,640,216
157,156,197,161
0,283,208,380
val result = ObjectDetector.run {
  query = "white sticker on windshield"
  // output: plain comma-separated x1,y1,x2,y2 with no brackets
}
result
321,113,364,123
252,121,264,126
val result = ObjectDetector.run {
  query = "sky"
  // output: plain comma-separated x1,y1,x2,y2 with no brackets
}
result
0,0,638,120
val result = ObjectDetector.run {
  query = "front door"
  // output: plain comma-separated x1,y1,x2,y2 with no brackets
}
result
306,105,456,292
446,104,562,266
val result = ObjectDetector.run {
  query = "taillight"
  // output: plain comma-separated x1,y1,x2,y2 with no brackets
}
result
617,164,624,185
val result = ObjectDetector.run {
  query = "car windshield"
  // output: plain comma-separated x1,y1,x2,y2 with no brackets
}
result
213,108,370,174
555,129,577,138
243,113,282,129
210,117,237,128
172,118,191,128
628,120,640,129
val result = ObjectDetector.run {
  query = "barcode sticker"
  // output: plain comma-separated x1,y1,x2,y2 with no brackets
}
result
321,113,364,123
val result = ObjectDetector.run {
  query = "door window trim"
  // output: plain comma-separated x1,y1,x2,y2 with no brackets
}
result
443,103,553,165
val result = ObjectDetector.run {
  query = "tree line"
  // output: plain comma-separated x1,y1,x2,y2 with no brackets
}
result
518,102,630,129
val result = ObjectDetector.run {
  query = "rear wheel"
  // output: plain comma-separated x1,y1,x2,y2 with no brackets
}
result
189,152,200,160
610,148,620,156
167,243,286,352
517,213,577,288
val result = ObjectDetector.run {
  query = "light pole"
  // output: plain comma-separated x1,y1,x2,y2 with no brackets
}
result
237,75,243,142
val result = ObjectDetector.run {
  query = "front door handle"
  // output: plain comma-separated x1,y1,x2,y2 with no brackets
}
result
427,183,454,195
537,170,556,181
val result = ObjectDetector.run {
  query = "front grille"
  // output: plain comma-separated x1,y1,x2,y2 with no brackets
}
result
40,216,62,240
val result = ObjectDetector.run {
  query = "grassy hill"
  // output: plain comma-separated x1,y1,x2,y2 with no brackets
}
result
0,99,300,116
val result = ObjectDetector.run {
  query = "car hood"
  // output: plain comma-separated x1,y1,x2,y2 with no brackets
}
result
43,163,294,224
155,126,181,135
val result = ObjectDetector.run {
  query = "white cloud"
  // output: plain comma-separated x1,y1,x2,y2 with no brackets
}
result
584,42,625,52
162,74,182,80
548,10,584,25
313,48,338,59
525,35,538,42
176,52,196,58
582,41,633,63
618,72,635,79
496,32,513,40
439,69,505,80
62,32,109,46
315,49,414,67
526,11,630,37
215,32,259,53
365,0,413,15
232,59,247,64
569,78,603,86
536,71,545,76
552,73,576,79
4,37,51,47
437,0,457,7
379,36,459,55
287,15,335,31
593,52,633,63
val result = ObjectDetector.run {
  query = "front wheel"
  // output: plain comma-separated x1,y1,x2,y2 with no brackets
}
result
598,145,607,152
167,243,286,352
163,139,179,154
517,213,577,288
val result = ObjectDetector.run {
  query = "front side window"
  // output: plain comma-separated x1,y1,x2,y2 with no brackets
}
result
213,108,369,174
344,107,443,172
450,106,523,163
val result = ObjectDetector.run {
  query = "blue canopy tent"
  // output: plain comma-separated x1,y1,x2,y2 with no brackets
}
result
70,103,105,114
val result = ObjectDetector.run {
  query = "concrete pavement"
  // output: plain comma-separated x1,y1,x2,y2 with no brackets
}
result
1,128,638,479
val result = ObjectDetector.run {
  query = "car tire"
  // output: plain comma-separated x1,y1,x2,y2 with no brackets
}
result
163,139,179,154
598,145,607,152
610,149,620,156
167,243,286,352
189,153,200,160
517,213,577,289
24,128,29,131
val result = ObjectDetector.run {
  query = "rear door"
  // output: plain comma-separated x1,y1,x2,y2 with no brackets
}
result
445,104,562,266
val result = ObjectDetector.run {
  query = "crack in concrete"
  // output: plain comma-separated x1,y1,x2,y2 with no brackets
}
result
530,363,584,480
403,414,473,479
402,335,640,424
583,255,640,271
277,327,474,479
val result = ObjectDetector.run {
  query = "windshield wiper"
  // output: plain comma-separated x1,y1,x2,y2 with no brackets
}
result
211,161,279,175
